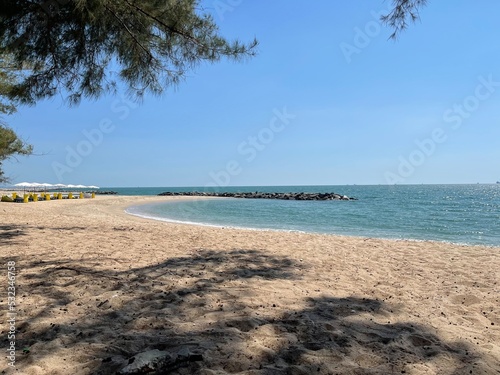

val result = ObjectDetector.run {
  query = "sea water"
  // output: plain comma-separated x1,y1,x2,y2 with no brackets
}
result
118,185,500,247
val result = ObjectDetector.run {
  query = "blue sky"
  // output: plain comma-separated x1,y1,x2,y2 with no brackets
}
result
3,1,500,187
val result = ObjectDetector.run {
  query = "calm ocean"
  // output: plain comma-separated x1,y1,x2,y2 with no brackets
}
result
116,185,500,247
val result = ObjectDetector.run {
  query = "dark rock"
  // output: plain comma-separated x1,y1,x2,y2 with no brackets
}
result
157,191,356,201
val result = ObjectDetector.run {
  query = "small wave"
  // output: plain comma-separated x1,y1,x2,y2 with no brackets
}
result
125,207,498,248
125,207,306,234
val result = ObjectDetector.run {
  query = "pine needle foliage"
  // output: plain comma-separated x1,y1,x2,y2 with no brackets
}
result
0,124,33,183
0,0,258,105
381,0,427,39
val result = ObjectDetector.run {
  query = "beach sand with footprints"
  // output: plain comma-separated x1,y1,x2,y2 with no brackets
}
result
1,195,499,374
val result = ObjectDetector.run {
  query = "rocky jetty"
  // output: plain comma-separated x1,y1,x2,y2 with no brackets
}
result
158,191,356,201
93,191,118,195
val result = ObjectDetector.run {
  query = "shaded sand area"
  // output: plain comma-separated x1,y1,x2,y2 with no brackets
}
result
1,195,499,374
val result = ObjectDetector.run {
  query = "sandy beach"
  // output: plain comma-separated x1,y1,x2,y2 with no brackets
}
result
1,195,499,374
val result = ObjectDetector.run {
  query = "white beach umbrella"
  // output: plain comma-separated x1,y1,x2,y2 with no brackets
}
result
75,184,87,189
13,182,35,192
14,182,34,187
66,184,78,188
88,185,100,189
54,183,67,189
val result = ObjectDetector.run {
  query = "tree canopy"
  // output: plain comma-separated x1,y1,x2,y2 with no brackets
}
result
0,55,33,183
0,0,258,105
0,0,428,107
0,124,33,183
0,55,18,114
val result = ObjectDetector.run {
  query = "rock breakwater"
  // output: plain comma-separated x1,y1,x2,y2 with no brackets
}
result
158,191,356,201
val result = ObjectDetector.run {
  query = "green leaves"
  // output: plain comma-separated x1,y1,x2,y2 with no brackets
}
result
0,124,33,183
0,0,258,105
381,0,427,39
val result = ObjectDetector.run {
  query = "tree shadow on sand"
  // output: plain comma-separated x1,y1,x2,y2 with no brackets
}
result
0,224,27,246
7,249,492,374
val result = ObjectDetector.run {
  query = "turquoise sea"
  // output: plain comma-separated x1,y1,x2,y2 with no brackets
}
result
116,185,500,247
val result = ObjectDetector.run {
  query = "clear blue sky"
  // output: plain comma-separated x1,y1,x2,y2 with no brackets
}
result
3,1,500,187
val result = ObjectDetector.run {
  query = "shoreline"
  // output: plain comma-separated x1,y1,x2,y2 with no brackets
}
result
3,195,499,374
124,197,500,249
2,192,499,248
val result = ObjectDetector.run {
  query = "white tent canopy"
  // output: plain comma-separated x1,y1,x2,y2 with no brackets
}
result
13,182,38,191
14,182,36,187
11,182,99,190
63,184,100,189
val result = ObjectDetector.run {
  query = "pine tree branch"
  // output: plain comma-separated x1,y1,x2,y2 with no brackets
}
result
103,3,156,64
121,0,209,50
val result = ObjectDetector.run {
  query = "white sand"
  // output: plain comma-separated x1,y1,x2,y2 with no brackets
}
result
1,195,499,374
